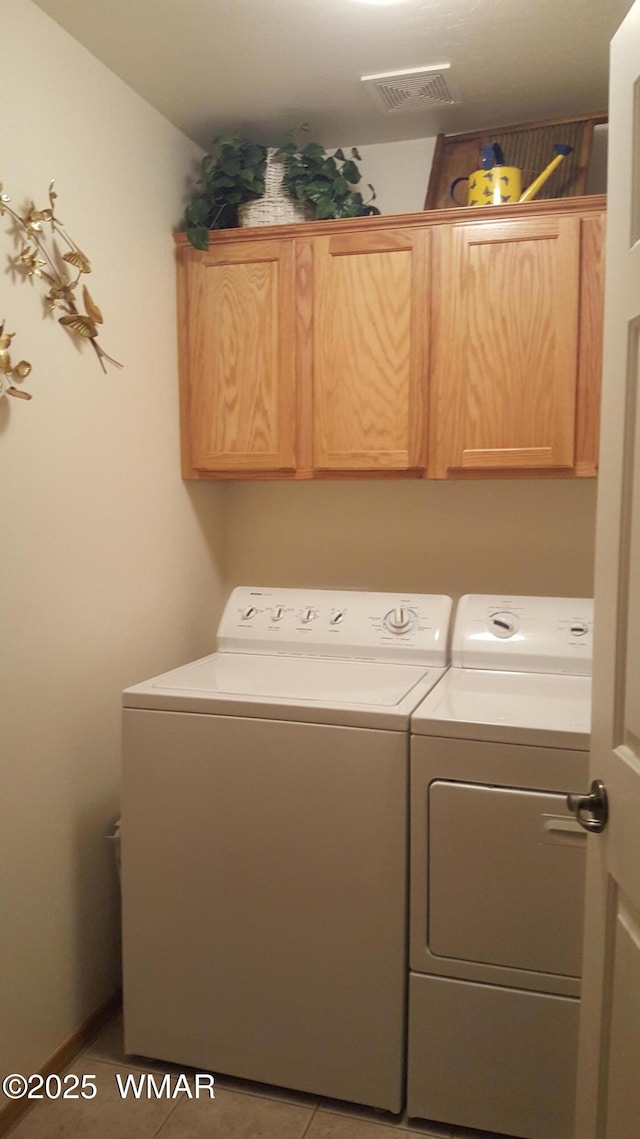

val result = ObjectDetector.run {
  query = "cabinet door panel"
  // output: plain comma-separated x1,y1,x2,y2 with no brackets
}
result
575,214,605,476
312,231,428,472
430,217,580,476
186,241,295,473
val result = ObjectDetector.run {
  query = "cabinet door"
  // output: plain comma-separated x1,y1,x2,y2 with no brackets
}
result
180,239,296,474
430,216,581,477
574,213,605,476
311,230,429,473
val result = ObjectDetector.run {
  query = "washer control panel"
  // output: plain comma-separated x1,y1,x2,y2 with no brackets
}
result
453,595,594,675
218,588,453,665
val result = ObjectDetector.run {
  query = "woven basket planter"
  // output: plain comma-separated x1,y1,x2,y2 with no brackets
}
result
238,148,310,227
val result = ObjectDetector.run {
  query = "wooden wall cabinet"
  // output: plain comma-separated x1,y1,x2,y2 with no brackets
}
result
309,229,429,474
177,238,296,476
428,210,605,479
175,196,605,480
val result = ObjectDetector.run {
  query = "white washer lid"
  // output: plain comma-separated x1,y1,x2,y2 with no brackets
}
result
411,667,591,749
123,652,449,730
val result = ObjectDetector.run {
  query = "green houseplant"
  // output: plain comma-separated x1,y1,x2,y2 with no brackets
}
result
184,131,379,249
184,136,267,250
277,139,379,221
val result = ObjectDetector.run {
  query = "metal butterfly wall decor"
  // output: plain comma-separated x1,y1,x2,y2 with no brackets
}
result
1,180,122,382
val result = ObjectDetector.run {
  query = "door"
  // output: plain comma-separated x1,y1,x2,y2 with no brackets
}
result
428,782,586,978
182,238,296,473
311,229,429,472
574,4,640,1137
430,215,581,475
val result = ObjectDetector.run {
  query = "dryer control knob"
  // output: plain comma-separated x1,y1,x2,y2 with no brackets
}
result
570,622,589,637
301,607,317,624
241,606,258,620
271,606,286,622
488,612,519,638
384,607,414,634
330,610,345,625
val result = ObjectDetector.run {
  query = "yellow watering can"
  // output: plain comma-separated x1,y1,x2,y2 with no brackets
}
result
450,143,573,207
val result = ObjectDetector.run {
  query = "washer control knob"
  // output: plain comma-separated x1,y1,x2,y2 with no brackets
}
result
570,621,589,637
300,607,317,624
271,606,286,622
488,612,519,638
384,607,414,634
330,610,345,625
241,606,258,621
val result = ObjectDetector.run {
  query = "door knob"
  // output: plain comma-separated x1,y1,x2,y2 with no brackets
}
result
566,779,609,834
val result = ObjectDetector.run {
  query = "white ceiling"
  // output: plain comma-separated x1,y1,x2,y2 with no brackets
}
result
33,0,632,150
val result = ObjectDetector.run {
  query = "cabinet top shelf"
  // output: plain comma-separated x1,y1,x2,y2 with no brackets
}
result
173,194,606,249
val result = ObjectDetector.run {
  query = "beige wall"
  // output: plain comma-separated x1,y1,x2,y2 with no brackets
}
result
224,479,597,599
345,137,437,215
1,0,224,1083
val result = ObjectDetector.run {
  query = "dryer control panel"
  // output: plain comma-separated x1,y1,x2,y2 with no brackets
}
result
218,588,453,665
452,595,593,675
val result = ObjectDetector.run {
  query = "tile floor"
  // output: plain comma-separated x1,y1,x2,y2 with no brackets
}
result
5,1012,511,1139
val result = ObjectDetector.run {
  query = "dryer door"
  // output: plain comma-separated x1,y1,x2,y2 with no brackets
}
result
428,781,587,977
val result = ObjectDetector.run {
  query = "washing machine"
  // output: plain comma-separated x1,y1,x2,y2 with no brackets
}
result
407,594,593,1139
122,586,453,1113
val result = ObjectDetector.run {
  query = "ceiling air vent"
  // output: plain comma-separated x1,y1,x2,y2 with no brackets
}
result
361,65,462,114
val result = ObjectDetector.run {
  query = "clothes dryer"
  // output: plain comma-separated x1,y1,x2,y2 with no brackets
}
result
122,587,453,1113
408,594,593,1139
